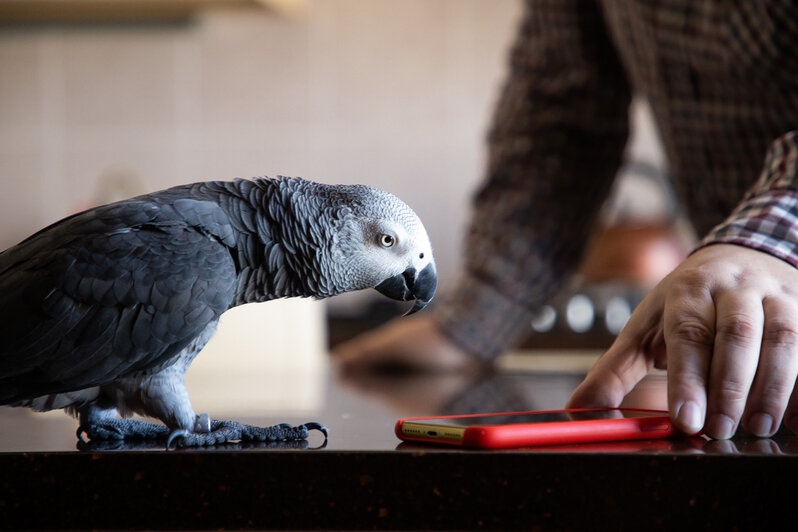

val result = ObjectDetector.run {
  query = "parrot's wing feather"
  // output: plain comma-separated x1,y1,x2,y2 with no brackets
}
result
0,198,237,404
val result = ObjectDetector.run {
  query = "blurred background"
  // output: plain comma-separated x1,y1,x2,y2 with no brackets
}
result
0,0,521,298
0,0,690,412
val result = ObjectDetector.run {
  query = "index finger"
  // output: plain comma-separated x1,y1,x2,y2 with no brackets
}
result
567,297,661,409
567,336,653,409
662,287,716,435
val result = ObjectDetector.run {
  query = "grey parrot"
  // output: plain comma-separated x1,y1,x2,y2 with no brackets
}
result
0,176,436,447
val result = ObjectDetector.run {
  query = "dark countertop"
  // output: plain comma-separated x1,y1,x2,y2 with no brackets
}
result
2,352,798,530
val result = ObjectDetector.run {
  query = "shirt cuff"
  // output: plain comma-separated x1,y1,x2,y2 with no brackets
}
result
696,132,798,268
696,189,798,268
432,274,535,362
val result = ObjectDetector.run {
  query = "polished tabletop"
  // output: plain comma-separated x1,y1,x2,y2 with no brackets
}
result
2,351,798,530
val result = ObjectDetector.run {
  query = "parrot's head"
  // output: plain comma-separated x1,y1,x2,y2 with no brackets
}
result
328,184,437,315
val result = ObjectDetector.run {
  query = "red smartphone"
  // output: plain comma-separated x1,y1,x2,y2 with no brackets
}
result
395,408,675,449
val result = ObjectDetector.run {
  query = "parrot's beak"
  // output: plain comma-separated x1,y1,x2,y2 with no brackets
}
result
374,262,437,316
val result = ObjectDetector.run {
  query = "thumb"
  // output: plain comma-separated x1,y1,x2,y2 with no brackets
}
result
567,304,659,409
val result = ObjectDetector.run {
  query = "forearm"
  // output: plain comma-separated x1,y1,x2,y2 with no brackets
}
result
436,0,632,360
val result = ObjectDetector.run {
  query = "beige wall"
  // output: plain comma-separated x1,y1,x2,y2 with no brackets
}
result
0,0,523,312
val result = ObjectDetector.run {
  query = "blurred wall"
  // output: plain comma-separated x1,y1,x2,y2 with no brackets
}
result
0,0,523,313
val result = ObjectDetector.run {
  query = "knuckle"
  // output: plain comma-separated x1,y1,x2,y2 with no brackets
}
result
672,267,713,295
780,282,798,299
670,319,714,346
712,379,750,405
748,366,798,413
716,314,760,345
731,268,757,286
762,320,798,349
758,381,794,406
605,364,631,394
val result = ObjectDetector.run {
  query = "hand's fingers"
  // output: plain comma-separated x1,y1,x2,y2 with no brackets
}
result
746,296,798,436
567,296,660,409
566,337,652,409
663,281,716,435
704,291,763,439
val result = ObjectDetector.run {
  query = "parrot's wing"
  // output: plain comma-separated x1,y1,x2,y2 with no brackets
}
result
0,198,238,404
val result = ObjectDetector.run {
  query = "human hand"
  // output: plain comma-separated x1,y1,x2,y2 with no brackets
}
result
568,244,798,439
332,315,478,374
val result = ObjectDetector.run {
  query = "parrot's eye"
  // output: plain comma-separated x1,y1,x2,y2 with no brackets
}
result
379,234,395,248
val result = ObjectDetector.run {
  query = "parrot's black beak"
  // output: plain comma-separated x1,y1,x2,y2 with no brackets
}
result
375,262,437,316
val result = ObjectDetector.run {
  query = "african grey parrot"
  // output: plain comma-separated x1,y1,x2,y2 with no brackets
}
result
0,176,436,447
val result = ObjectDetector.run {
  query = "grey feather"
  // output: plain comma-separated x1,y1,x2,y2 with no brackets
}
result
0,175,436,441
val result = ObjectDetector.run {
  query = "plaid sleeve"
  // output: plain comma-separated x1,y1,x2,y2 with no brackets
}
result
697,131,798,268
433,0,631,361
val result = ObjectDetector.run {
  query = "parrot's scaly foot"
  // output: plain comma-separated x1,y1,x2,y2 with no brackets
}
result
166,420,328,448
77,417,170,443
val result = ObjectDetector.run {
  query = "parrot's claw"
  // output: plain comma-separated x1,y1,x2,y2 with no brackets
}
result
76,424,115,444
166,429,191,449
165,420,329,449
77,418,170,443
303,422,329,439
76,415,327,449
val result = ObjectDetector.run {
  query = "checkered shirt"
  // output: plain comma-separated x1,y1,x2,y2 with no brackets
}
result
434,0,798,361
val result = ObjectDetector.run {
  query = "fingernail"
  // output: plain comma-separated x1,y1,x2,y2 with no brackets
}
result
707,414,736,439
676,401,703,434
748,413,775,438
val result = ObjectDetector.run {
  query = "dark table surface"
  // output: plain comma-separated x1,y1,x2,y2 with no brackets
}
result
3,351,798,530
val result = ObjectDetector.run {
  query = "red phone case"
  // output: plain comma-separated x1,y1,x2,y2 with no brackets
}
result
395,408,675,449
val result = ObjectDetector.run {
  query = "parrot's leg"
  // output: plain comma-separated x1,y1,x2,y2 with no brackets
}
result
76,403,328,447
94,361,328,448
